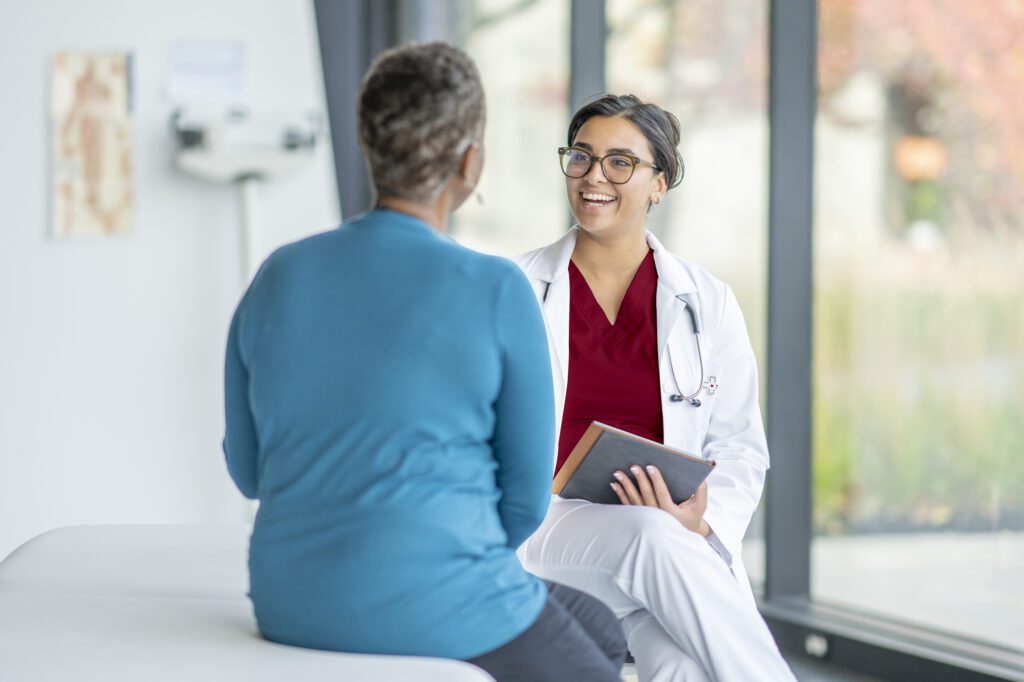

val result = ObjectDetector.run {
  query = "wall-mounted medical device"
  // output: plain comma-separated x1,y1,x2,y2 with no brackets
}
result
170,107,322,279
171,107,319,183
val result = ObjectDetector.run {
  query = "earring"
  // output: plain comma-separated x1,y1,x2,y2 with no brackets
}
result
469,175,484,205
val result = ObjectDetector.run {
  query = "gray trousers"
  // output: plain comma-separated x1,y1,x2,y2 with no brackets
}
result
466,581,626,682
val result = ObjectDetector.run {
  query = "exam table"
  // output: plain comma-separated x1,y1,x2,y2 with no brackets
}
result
0,524,494,681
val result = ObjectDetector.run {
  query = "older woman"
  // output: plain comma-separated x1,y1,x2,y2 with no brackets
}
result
222,44,624,681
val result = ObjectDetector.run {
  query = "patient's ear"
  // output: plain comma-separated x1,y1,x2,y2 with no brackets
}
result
448,138,484,211
458,141,483,184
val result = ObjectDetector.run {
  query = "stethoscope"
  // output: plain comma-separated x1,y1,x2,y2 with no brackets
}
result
541,284,707,408
668,293,705,408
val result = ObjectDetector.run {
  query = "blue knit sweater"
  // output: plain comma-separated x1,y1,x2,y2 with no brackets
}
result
223,209,554,658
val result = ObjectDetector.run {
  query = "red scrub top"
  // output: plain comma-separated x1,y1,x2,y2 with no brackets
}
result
556,250,664,473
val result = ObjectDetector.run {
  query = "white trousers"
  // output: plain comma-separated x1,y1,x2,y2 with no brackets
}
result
519,497,796,682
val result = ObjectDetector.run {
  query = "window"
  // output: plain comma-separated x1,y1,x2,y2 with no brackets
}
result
455,0,570,257
813,0,1024,651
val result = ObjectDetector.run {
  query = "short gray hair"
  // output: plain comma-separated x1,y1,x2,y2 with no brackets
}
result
358,42,485,203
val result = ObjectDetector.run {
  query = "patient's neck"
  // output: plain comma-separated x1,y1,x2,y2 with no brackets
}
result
376,195,451,233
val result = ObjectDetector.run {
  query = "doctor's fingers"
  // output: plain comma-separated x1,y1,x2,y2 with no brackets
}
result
610,481,630,505
628,466,659,507
612,470,644,505
642,466,677,511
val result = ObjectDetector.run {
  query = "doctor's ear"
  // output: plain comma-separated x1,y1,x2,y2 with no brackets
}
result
654,169,668,195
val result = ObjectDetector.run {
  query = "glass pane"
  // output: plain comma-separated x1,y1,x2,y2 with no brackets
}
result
814,0,1024,650
607,0,770,591
454,0,570,256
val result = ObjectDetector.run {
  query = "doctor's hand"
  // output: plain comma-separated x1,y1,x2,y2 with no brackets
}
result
611,465,711,538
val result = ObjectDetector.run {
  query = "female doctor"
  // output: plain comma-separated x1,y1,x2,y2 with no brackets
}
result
516,94,796,682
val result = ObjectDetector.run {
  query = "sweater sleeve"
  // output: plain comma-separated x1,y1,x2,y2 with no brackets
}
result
223,304,259,499
489,265,556,549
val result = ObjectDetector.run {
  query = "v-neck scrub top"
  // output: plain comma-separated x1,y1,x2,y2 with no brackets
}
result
556,250,664,471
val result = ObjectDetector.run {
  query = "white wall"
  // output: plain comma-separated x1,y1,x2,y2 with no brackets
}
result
0,0,340,559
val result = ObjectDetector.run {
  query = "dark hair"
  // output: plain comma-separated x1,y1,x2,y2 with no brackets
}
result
567,94,684,189
358,42,485,202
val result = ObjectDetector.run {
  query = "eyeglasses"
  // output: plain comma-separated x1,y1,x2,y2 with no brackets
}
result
557,147,660,184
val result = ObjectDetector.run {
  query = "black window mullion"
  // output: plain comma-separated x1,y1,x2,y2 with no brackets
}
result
764,0,817,601
569,0,606,114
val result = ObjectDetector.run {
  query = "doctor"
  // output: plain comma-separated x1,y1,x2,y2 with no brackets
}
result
516,94,796,682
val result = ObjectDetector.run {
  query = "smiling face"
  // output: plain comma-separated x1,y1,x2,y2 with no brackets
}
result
566,115,667,240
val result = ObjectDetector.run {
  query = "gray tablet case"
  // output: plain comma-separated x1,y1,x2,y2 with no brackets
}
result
553,422,715,505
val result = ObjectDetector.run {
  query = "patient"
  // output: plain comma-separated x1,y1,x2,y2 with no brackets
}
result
221,42,625,682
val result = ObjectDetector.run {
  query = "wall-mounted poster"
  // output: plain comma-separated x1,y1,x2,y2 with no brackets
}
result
51,51,134,238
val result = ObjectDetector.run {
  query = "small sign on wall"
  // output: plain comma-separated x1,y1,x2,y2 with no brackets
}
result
166,40,248,105
51,51,134,238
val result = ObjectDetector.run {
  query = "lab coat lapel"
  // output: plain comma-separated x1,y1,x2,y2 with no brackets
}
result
543,277,569,407
656,283,684,366
648,232,697,366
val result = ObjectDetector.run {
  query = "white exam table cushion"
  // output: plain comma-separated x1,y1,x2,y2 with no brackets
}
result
0,524,494,682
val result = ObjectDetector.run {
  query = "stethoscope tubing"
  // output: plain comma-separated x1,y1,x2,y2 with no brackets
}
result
668,297,705,408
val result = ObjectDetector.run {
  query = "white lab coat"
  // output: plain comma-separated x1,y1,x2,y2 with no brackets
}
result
514,228,793,682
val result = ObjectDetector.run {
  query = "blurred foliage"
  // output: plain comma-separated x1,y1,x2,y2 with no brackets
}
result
814,278,1024,534
905,180,942,223
820,0,1024,228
